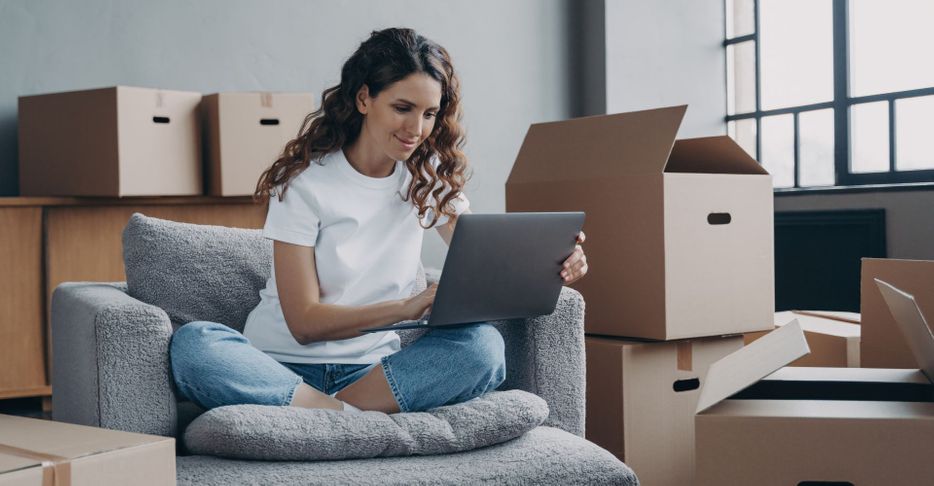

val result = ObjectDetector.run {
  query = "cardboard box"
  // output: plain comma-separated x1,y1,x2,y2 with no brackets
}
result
19,86,203,197
506,105,774,340
694,280,934,486
861,258,934,368
586,334,744,485
744,310,860,367
202,92,314,196
0,414,175,485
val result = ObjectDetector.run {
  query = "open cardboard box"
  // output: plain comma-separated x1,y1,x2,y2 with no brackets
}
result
202,92,314,196
506,105,774,340
0,414,175,485
694,280,934,485
585,334,743,485
744,310,860,367
861,258,934,368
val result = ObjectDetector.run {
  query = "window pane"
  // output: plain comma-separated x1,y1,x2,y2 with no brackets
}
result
850,0,934,97
896,95,934,171
760,0,833,110
726,0,755,38
727,41,756,115
850,101,889,173
728,118,758,159
799,109,835,186
761,114,795,187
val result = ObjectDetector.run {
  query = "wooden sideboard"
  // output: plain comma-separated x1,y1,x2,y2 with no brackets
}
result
0,196,267,407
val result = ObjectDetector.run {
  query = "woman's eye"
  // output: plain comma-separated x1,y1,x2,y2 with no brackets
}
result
425,112,437,119
394,106,410,113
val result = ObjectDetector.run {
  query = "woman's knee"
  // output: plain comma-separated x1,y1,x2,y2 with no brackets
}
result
459,324,506,390
169,321,238,376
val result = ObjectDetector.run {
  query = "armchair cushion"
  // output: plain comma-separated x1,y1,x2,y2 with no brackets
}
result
183,390,548,461
122,213,272,333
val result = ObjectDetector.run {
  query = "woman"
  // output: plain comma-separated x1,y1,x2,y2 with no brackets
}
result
170,27,588,414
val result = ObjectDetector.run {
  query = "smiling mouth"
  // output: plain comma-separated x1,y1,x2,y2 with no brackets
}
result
396,135,418,146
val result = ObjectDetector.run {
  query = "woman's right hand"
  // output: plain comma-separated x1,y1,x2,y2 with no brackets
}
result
400,283,437,321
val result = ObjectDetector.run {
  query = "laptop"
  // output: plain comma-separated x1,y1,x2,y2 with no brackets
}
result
361,212,586,333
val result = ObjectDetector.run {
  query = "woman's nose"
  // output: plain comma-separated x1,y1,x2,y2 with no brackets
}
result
405,114,423,135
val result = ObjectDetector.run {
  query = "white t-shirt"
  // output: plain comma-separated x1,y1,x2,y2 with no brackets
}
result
243,149,469,364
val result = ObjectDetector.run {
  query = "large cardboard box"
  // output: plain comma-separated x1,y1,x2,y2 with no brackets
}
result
0,414,175,485
506,105,774,340
202,92,314,196
744,310,860,367
586,334,744,485
19,86,203,197
861,258,934,368
694,280,934,486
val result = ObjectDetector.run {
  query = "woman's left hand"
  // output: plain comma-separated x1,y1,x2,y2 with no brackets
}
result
560,231,588,285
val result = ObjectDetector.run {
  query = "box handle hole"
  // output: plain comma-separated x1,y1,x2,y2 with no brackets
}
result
260,118,280,126
672,378,700,392
707,212,731,225
798,482,853,486
152,116,170,124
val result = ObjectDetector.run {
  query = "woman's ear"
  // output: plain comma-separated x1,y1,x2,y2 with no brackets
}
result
355,84,370,115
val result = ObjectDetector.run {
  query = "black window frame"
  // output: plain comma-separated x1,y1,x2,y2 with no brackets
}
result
724,0,934,190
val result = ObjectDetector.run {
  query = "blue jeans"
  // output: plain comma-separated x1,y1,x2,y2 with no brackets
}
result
169,321,506,413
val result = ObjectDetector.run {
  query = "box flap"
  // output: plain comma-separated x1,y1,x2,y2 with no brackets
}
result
775,311,860,338
875,279,934,383
791,309,860,324
507,105,686,184
695,319,810,414
665,135,768,175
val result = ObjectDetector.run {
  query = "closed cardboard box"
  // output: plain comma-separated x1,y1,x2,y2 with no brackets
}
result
18,86,202,197
586,334,744,485
202,92,314,196
694,280,934,486
861,258,934,368
744,310,860,367
0,414,175,485
507,105,774,340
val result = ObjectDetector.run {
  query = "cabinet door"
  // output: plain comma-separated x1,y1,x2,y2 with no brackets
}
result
0,207,48,398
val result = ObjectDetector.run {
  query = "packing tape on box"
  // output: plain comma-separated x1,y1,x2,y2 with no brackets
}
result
0,442,71,486
677,342,693,371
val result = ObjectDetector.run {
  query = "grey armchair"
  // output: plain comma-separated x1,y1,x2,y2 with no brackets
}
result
50,215,637,485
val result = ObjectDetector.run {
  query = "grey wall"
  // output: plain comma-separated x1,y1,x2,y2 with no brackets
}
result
0,0,574,269
604,0,727,137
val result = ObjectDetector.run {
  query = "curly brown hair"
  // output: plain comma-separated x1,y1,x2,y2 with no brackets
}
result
254,28,468,228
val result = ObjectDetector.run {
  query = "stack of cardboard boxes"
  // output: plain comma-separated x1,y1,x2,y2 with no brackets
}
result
507,105,934,484
18,86,314,197
506,105,775,484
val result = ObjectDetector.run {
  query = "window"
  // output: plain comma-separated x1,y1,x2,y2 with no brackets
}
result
725,0,934,189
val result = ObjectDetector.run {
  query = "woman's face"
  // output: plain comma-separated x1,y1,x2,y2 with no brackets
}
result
356,72,443,162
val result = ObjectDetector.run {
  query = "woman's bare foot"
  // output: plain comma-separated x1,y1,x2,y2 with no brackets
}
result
289,383,343,410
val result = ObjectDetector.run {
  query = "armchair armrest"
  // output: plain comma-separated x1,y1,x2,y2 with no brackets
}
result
495,286,586,437
51,282,178,437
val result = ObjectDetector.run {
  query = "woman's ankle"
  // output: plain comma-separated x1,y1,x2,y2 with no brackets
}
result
289,383,342,410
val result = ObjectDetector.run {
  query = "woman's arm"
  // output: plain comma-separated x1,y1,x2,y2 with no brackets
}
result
274,240,436,344
435,208,470,246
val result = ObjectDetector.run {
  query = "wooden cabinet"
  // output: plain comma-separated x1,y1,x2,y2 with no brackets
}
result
0,206,47,399
0,196,266,403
